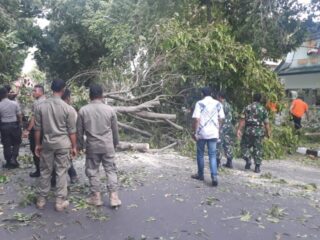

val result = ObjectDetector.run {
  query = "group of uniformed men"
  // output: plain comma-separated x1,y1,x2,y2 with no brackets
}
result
0,80,121,212
191,87,271,187
0,81,272,209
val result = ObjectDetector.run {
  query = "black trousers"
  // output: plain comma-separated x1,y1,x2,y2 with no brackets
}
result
29,129,40,172
292,115,302,129
0,122,22,163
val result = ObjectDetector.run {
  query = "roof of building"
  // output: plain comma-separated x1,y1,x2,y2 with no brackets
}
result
276,32,320,76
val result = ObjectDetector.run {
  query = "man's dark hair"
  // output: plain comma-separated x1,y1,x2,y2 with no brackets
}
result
253,93,262,102
217,91,226,99
61,88,71,101
34,84,44,93
201,87,212,97
89,84,103,100
0,87,8,100
51,79,66,92
4,84,11,92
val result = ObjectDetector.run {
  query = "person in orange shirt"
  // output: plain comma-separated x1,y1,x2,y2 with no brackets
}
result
266,101,278,113
290,96,309,129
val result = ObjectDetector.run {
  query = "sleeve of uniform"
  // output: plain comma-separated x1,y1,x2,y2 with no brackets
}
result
66,106,77,134
218,103,225,119
192,102,201,118
111,109,120,147
34,105,42,131
76,110,85,150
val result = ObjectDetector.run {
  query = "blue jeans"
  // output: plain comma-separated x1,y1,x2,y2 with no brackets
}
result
196,139,217,178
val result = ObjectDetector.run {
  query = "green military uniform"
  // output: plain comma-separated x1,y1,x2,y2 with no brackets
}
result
77,99,119,194
240,102,269,166
217,100,234,166
34,96,76,199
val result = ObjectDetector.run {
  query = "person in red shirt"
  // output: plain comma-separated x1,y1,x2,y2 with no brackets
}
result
290,96,309,129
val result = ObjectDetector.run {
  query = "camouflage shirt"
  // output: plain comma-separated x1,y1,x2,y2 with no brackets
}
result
241,102,269,137
220,100,234,134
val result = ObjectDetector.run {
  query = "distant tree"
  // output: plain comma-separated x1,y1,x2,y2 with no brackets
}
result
219,0,308,60
0,0,43,84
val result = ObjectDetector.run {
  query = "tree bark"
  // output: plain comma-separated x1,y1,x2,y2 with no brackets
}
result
113,98,160,113
118,122,152,137
117,141,150,152
134,111,176,120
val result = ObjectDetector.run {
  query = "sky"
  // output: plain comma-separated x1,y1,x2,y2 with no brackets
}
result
21,18,49,74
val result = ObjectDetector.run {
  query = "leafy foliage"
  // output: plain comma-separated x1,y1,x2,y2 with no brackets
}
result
263,125,299,159
220,0,308,60
154,19,284,110
0,0,43,83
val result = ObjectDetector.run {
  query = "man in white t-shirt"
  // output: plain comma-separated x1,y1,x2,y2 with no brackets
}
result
191,87,225,186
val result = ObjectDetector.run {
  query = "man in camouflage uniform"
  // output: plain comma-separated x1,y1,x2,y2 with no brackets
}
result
237,93,271,173
216,91,234,168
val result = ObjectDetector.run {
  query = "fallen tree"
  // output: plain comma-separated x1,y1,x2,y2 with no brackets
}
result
117,141,150,152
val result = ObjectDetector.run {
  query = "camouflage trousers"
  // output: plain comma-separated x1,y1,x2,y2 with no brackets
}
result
217,133,234,165
241,134,263,165
37,148,70,199
85,153,118,193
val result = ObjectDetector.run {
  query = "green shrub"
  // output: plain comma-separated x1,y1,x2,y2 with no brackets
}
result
263,125,299,159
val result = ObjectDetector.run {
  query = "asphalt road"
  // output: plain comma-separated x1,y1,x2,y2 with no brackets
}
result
0,150,320,240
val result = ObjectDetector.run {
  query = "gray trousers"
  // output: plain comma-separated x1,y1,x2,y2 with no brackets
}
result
37,148,70,199
85,153,118,193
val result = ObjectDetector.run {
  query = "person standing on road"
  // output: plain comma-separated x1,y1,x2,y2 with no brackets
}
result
61,88,79,184
237,93,271,173
34,79,77,212
191,87,225,187
0,87,22,168
23,84,46,177
216,91,234,169
77,84,121,207
290,96,309,130
50,88,79,186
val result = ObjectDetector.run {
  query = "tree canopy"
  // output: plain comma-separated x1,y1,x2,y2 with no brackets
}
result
0,0,318,154
0,0,42,84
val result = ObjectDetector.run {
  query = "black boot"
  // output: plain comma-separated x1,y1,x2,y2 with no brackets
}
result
29,169,40,177
223,158,233,169
212,176,218,187
191,174,204,181
3,160,12,169
254,164,261,173
245,160,251,170
30,158,40,177
9,157,19,168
